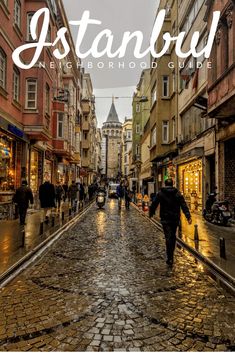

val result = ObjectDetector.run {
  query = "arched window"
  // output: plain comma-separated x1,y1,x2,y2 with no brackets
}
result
0,48,7,90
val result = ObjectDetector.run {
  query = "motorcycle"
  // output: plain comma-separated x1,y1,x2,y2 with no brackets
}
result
96,188,106,209
203,193,232,226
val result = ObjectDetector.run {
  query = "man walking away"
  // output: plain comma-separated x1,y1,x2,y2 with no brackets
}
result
116,182,125,210
55,182,64,210
39,179,56,223
13,180,34,225
149,178,192,266
68,181,78,212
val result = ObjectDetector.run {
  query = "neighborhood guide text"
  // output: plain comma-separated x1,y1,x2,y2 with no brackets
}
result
12,8,221,70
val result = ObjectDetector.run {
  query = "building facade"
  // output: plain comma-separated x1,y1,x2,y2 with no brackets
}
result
206,0,235,209
0,0,93,218
122,117,132,178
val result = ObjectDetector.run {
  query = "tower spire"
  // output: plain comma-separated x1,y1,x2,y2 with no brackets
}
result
112,95,114,104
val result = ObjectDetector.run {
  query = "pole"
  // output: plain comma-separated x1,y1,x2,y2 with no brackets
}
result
220,237,226,259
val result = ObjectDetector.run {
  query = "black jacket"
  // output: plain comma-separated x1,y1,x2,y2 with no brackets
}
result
39,182,55,208
13,185,34,208
149,186,191,224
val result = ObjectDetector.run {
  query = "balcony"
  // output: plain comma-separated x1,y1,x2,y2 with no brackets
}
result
82,140,90,149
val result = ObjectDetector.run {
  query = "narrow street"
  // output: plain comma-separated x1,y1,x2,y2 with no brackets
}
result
0,200,234,352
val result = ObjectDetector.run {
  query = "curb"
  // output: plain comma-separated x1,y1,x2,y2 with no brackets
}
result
131,203,235,295
0,201,94,288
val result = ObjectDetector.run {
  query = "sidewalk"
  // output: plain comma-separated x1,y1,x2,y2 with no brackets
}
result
0,201,85,276
152,211,235,279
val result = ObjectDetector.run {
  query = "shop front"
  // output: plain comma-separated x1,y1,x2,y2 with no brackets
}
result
0,125,27,219
30,149,43,194
178,159,203,212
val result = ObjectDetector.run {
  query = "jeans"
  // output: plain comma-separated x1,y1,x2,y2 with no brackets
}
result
19,207,27,225
162,222,178,261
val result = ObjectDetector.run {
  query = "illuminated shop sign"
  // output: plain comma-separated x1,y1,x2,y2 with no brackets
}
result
8,125,24,139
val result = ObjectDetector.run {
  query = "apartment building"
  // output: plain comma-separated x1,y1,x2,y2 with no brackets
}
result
206,0,235,209
0,0,86,218
176,0,216,212
122,117,132,178
149,0,178,192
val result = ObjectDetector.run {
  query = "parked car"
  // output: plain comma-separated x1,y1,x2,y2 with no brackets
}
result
108,184,119,198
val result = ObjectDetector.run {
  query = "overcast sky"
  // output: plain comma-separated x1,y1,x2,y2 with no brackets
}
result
62,0,158,127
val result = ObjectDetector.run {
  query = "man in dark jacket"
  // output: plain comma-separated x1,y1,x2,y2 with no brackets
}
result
68,181,78,212
149,178,192,266
13,180,34,225
39,180,56,222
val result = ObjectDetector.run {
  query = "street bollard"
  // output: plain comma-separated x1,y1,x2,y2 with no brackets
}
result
21,229,25,247
39,222,44,235
62,211,65,221
220,237,226,259
194,224,199,242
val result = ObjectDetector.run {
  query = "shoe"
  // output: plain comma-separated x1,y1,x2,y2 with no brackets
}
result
166,259,173,266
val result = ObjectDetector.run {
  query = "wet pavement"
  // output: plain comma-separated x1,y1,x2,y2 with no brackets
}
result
0,202,78,276
180,213,235,278
151,209,235,279
0,199,235,352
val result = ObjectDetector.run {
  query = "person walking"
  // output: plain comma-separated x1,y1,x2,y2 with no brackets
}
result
124,186,131,209
149,178,192,266
62,183,68,202
39,179,56,223
55,182,64,210
79,183,85,208
116,182,125,209
68,181,78,212
13,180,34,225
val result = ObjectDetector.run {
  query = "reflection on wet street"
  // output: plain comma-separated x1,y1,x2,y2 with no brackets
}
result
0,199,235,352
180,213,235,278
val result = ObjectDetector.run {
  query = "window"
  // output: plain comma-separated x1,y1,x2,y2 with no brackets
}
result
26,79,37,109
14,0,21,28
45,83,50,115
84,150,88,158
57,113,64,138
136,124,140,134
136,144,140,156
124,155,127,163
0,48,7,90
136,103,140,113
27,13,35,41
162,121,169,144
151,126,156,147
151,84,157,106
84,132,88,140
124,144,127,152
162,75,169,97
13,68,20,102
127,131,132,139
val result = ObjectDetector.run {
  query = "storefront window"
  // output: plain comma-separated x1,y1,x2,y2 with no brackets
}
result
44,160,52,182
30,150,39,193
179,160,202,212
0,134,16,191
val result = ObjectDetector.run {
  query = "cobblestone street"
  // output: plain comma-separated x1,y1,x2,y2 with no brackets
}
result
0,199,235,352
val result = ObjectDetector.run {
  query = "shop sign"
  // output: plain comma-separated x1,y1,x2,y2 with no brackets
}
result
8,124,24,139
